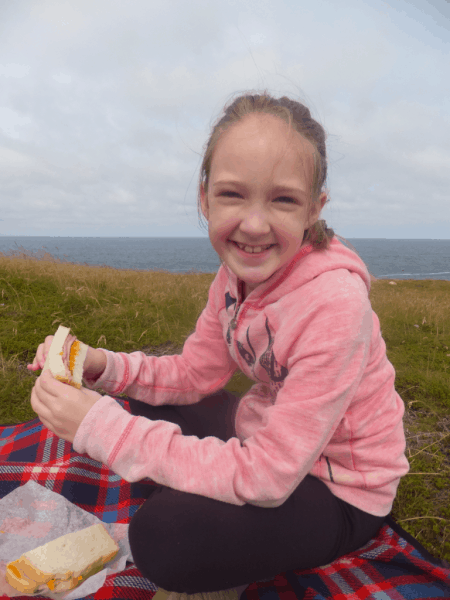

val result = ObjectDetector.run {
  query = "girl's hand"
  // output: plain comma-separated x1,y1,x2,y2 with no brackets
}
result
30,369,103,444
27,335,54,370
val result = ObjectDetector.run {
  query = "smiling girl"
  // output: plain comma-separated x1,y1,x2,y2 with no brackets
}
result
30,91,410,599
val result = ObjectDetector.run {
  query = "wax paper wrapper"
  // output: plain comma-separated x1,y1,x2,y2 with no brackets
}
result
0,480,134,599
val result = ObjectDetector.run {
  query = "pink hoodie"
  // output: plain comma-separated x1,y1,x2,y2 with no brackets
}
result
76,236,410,517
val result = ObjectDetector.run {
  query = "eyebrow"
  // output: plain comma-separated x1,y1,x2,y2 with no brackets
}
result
213,180,307,196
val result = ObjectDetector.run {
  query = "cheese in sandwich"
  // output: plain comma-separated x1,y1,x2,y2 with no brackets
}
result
6,523,119,595
42,325,89,389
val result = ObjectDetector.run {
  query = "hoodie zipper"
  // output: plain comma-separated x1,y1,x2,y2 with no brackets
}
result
230,301,239,329
230,279,245,329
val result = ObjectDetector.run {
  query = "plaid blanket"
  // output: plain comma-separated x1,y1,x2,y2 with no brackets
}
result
1,397,449,600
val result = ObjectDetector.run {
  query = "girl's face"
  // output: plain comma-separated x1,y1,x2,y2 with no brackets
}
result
200,114,327,296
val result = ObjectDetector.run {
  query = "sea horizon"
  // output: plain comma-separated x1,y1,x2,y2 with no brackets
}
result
0,236,449,281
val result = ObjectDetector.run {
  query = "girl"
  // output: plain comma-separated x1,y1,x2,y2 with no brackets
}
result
29,92,410,598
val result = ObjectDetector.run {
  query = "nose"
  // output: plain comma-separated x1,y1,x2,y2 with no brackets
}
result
238,205,272,236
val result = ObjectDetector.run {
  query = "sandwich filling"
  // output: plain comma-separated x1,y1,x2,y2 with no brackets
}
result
59,333,78,385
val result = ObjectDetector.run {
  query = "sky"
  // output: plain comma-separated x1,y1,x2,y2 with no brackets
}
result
0,0,449,239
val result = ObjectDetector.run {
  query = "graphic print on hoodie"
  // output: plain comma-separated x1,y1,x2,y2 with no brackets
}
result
226,290,288,398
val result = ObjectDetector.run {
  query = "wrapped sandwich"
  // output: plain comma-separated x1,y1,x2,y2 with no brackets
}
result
5,523,119,595
42,325,89,389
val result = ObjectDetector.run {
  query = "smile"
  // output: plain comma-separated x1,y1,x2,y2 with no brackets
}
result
231,241,276,254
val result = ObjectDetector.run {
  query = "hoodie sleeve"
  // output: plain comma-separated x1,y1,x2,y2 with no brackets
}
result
74,276,375,508
82,267,238,406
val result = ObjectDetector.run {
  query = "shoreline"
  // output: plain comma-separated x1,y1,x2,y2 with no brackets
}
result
370,276,450,283
1,254,448,284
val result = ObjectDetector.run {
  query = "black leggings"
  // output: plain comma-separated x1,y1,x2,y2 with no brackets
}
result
125,390,386,594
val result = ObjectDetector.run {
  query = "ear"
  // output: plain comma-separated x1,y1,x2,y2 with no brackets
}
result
306,192,327,229
200,182,209,220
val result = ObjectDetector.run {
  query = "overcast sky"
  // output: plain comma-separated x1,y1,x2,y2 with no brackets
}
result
0,0,449,239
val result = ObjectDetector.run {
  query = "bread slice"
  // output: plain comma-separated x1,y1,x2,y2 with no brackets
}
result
5,523,119,595
42,325,89,389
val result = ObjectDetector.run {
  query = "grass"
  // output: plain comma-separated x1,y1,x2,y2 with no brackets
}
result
0,244,449,564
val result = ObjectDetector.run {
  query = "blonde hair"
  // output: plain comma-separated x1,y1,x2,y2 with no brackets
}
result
197,90,340,251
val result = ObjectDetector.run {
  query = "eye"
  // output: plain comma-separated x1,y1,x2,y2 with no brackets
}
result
220,192,296,204
276,196,296,204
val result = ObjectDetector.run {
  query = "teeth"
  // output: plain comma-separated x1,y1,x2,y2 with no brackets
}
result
236,242,273,253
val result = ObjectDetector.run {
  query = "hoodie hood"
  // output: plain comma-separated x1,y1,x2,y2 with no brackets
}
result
222,235,371,303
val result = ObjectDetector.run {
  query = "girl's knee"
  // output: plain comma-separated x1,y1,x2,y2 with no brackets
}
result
128,511,190,591
128,491,182,582
128,505,163,584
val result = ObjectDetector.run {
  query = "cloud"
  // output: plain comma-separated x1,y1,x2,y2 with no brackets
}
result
0,0,448,238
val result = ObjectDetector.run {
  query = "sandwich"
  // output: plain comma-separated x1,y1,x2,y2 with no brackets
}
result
5,523,119,595
42,325,89,389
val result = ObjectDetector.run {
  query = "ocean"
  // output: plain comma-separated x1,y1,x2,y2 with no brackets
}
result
0,236,449,281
